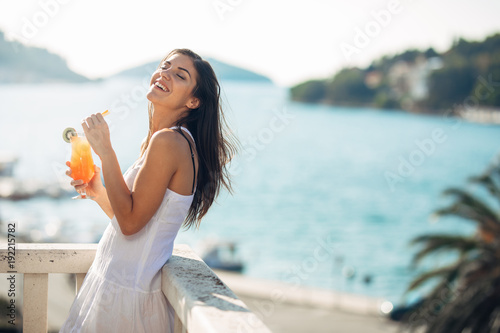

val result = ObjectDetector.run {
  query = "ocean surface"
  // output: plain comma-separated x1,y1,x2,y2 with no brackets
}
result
1,79,499,305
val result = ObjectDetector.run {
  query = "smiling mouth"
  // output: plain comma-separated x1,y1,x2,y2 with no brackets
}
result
155,82,169,92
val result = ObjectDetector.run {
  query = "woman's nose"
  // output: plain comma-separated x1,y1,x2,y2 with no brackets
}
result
160,69,171,80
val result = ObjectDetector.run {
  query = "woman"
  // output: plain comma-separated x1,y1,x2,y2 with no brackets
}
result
60,49,236,332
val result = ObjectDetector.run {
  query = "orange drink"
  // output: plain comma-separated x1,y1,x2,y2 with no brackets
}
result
70,134,94,198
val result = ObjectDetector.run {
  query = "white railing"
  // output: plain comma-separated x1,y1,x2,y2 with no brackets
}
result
0,243,271,333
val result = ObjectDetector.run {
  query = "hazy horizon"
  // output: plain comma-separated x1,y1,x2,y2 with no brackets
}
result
1,0,499,86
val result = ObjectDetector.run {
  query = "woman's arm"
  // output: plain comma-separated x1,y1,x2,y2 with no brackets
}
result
99,132,180,235
93,185,114,219
83,113,181,236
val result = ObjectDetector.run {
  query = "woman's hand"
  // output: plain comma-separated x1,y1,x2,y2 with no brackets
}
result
81,113,112,158
66,162,106,200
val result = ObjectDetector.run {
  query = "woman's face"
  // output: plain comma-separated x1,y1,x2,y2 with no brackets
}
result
146,53,199,110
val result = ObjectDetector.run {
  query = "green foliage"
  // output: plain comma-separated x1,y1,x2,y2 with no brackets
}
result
325,68,375,104
401,160,500,333
290,79,327,103
474,62,500,106
423,33,500,110
409,235,480,267
424,48,439,59
290,33,500,112
369,48,434,74
374,91,400,109
425,65,475,110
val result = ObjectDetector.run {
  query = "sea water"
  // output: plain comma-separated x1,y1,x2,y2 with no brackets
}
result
1,79,499,305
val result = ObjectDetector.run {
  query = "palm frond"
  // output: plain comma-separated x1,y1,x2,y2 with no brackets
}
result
426,276,500,333
406,264,461,292
435,188,500,232
404,247,500,332
403,159,500,333
402,276,459,329
469,173,500,204
410,234,479,265
469,163,500,205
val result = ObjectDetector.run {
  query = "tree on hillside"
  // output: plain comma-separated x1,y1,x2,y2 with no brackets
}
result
326,68,375,105
421,34,500,110
290,79,327,103
290,33,500,112
425,65,476,110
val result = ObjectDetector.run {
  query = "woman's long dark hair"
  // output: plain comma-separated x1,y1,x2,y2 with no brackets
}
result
141,49,237,229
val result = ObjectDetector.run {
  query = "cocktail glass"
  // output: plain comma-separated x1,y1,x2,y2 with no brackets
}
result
70,133,95,199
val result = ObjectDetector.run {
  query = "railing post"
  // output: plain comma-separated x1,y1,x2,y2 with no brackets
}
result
23,273,49,333
75,273,86,294
0,244,97,331
173,311,185,333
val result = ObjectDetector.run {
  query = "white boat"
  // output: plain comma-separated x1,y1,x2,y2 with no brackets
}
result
197,239,244,272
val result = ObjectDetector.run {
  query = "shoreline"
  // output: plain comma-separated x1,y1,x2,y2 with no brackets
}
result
214,269,401,333
212,269,390,316
290,99,500,125
0,269,400,332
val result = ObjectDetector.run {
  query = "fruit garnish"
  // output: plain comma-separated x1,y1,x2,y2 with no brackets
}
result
62,127,77,143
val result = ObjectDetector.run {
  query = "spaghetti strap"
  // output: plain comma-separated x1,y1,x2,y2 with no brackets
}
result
171,126,196,195
178,126,195,144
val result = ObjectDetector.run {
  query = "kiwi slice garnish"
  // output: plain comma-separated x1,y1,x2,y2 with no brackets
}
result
62,127,77,143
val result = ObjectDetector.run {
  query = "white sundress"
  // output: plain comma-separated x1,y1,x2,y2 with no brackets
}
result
60,126,196,333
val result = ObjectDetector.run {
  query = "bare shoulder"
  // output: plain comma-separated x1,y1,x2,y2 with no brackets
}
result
138,130,185,172
149,128,185,153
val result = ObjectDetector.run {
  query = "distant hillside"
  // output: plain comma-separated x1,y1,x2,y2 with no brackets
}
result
112,57,273,83
0,31,89,83
206,57,272,82
291,33,500,113
0,29,271,84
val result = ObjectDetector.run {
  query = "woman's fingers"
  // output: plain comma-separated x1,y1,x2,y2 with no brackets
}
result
92,114,101,123
66,161,72,177
82,114,108,136
81,113,111,158
81,120,89,134
70,179,84,186
85,114,103,127
86,115,95,127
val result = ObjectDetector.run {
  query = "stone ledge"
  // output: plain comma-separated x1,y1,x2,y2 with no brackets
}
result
0,243,273,332
162,244,272,333
0,243,97,273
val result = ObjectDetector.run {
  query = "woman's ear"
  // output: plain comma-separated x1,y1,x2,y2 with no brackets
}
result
187,97,200,110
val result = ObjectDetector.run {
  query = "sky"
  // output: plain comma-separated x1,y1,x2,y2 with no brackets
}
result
0,0,499,86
